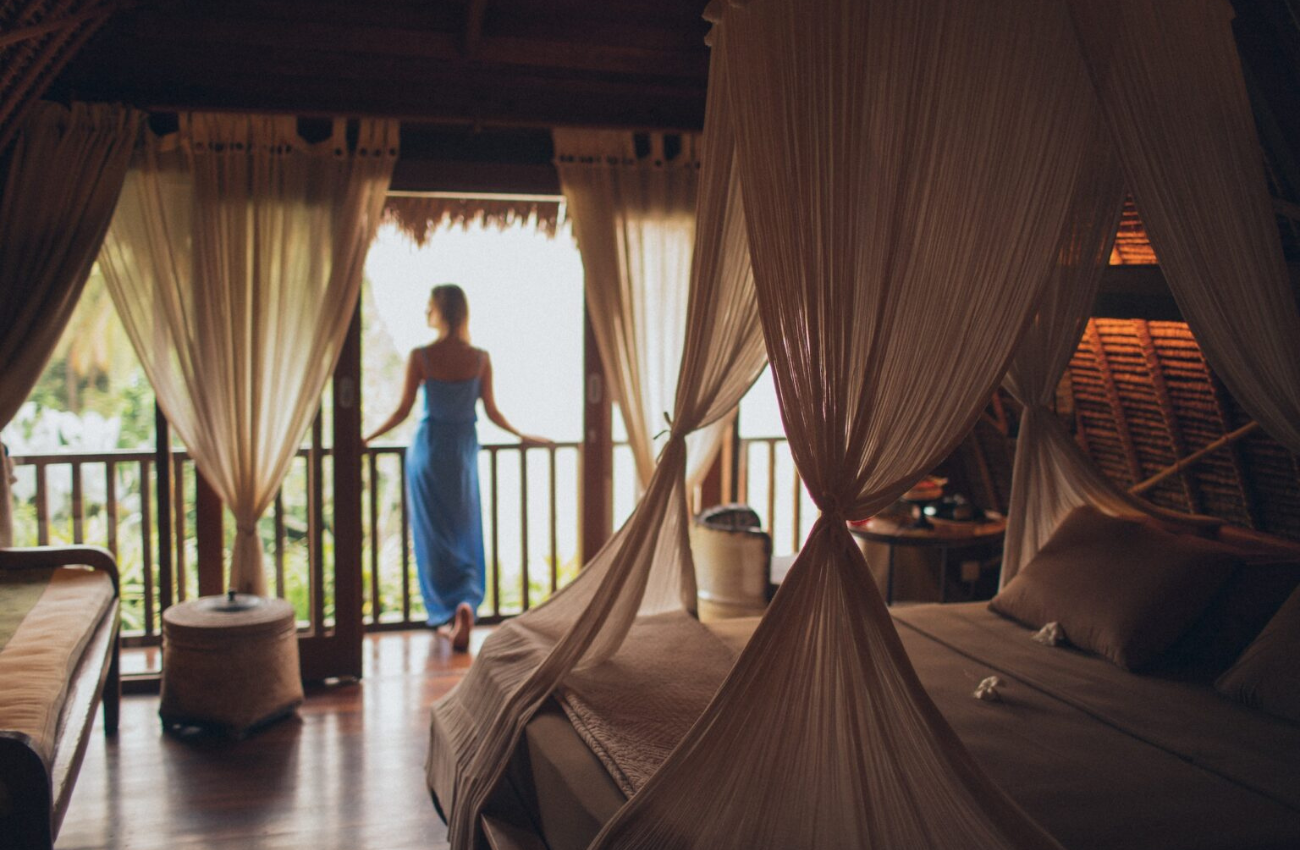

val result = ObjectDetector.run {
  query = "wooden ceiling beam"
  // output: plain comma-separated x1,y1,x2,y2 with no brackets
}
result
463,0,489,58
83,16,707,79
57,64,705,130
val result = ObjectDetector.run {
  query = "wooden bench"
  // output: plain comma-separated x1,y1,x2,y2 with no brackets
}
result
0,545,120,850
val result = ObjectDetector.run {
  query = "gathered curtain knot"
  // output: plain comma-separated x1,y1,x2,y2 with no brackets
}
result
235,522,258,536
818,493,847,520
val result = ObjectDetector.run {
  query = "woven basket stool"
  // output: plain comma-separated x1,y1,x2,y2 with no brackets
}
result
160,593,304,738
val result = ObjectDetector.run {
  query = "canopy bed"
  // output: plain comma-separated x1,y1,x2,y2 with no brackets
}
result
420,0,1300,847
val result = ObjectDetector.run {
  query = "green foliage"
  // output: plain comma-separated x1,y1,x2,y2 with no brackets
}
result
5,272,580,643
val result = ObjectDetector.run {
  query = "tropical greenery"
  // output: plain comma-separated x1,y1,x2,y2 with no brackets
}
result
3,271,581,646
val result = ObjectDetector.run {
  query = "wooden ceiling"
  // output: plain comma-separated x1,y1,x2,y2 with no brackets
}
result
47,0,713,131
30,0,1300,216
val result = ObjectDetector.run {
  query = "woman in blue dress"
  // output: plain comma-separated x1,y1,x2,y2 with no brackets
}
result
366,284,548,650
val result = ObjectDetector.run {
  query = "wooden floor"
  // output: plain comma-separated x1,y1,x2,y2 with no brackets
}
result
57,628,491,850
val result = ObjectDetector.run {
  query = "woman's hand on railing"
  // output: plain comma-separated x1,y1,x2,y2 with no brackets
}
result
518,435,555,449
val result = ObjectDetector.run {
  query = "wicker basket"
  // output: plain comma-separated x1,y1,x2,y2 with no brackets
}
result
160,594,303,737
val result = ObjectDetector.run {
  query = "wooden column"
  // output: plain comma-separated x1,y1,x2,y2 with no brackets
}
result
194,468,224,597
153,403,175,613
581,306,612,565
331,305,365,680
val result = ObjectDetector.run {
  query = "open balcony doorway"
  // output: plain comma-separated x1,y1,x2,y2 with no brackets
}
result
360,212,588,629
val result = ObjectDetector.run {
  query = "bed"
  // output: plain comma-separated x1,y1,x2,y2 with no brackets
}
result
493,598,1300,850
0,545,120,850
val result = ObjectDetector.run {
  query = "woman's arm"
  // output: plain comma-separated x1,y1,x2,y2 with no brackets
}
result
480,354,552,447
364,350,423,443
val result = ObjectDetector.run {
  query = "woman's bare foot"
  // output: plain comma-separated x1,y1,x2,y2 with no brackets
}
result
451,602,474,652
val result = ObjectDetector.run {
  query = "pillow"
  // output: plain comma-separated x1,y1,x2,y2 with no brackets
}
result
1155,560,1300,679
1216,586,1300,724
990,506,1241,670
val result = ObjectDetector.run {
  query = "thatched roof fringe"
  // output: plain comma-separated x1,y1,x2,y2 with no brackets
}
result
382,195,564,245
1109,196,1158,265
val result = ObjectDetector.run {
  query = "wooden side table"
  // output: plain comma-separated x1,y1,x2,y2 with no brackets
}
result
160,593,303,737
847,515,1007,604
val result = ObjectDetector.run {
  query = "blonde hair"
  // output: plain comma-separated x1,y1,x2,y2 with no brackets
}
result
430,283,470,342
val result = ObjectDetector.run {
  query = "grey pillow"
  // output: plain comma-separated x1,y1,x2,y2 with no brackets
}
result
990,506,1241,670
1216,586,1300,724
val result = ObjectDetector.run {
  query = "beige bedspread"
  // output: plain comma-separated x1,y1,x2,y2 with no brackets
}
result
530,604,1300,850
555,610,736,796
0,567,115,767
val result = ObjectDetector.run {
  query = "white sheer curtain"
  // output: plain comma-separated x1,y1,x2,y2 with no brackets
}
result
98,114,397,594
0,102,141,546
554,130,729,487
1069,0,1300,453
592,1,1101,847
1002,0,1300,583
998,132,1134,587
430,57,765,848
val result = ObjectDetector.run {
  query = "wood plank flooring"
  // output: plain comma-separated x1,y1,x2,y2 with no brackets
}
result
57,628,490,850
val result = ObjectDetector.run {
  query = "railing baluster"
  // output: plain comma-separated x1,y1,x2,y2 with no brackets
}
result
792,465,802,553
368,449,381,624
105,461,118,559
35,463,48,545
140,467,156,637
309,413,326,631
737,443,749,508
766,440,778,540
140,459,154,639
549,447,558,595
490,448,500,618
399,449,411,623
520,447,530,612
173,456,187,602
274,492,286,599
71,462,84,543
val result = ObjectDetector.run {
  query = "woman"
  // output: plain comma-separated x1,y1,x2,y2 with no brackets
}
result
366,284,548,651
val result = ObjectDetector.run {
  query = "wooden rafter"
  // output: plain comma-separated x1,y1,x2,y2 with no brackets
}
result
1203,367,1262,530
1084,321,1145,486
462,0,488,59
0,1,114,50
1130,423,1260,496
1132,320,1202,512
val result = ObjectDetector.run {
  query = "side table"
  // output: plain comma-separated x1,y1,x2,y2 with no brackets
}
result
848,515,1007,604
160,592,303,737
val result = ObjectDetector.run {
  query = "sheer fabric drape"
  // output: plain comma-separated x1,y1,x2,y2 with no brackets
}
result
1002,0,1300,582
592,1,1104,847
0,102,141,546
554,130,728,488
430,59,764,849
1068,0,1300,453
98,114,397,594
998,133,1134,587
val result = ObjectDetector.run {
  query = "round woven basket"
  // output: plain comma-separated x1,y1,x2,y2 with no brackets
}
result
160,594,303,737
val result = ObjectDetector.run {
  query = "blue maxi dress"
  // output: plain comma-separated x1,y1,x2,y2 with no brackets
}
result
406,373,486,626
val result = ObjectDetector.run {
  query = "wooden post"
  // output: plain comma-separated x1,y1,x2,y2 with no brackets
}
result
331,304,365,680
194,467,224,597
580,306,612,565
154,403,174,612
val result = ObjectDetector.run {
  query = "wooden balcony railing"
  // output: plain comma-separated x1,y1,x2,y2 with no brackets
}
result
734,436,809,556
6,435,803,653
7,440,585,649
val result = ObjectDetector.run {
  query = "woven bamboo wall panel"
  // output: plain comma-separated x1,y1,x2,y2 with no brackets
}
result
1066,319,1300,539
